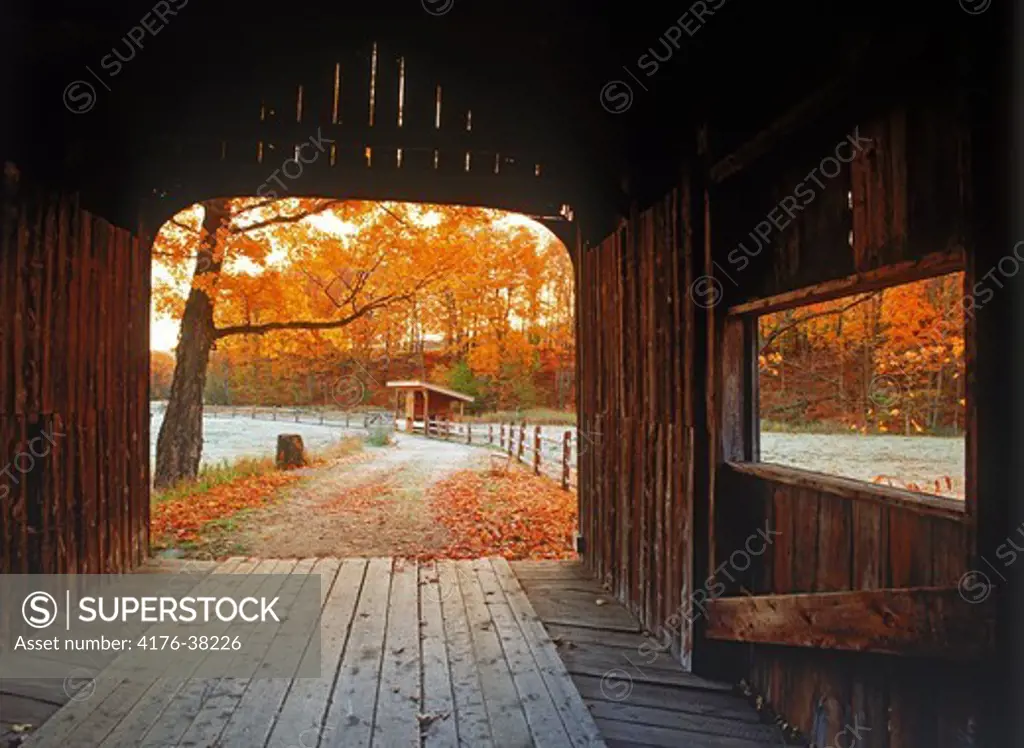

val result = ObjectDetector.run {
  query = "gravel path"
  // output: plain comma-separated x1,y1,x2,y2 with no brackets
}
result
231,432,488,558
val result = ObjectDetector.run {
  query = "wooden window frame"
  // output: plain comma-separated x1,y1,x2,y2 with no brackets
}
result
722,249,974,521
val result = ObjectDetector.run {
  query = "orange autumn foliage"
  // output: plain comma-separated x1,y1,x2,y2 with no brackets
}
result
758,272,966,435
151,472,301,544
422,469,577,560
153,200,575,411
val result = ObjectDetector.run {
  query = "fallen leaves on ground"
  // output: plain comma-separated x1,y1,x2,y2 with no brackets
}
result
422,467,577,560
321,476,398,512
872,473,963,498
151,471,302,545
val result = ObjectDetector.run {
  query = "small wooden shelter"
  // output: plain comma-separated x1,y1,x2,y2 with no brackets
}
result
386,380,474,430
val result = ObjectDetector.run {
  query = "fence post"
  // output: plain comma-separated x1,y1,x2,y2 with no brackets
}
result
345,413,350,428
507,425,514,457
518,423,525,462
295,409,300,423
533,426,541,475
320,412,324,425
499,424,505,449
562,430,571,490
489,425,493,445
467,423,472,445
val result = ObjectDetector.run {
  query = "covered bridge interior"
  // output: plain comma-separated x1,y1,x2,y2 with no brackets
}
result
4,0,1022,744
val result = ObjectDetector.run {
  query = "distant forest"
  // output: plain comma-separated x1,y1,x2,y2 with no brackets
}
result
152,347,574,413
758,272,965,436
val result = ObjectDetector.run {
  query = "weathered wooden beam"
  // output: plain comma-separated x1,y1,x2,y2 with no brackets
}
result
705,587,995,660
725,249,964,317
724,461,967,522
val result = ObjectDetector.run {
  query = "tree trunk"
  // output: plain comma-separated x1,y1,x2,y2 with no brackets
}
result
154,199,230,489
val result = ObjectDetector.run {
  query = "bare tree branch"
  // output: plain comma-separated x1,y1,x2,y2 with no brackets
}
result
377,203,416,230
758,292,880,354
169,216,200,234
213,293,412,339
228,199,343,235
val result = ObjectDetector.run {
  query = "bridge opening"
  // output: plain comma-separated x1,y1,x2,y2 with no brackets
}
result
148,197,578,561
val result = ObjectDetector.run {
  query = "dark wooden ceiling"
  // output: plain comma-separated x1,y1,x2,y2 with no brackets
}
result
3,0,985,239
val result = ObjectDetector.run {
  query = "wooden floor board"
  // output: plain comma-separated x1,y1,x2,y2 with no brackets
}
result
265,557,365,748
473,559,572,748
27,556,779,747
26,557,248,748
216,558,329,748
172,558,299,747
418,561,459,748
439,560,495,747
492,559,606,748
512,560,785,748
373,558,421,748
322,556,392,747
595,717,781,748
458,557,534,746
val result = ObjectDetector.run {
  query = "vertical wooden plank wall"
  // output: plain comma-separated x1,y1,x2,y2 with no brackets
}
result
701,91,984,746
576,189,695,660
576,76,987,745
1,174,150,574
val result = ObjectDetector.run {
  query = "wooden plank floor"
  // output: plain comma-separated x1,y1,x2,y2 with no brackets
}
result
21,557,606,747
512,560,787,748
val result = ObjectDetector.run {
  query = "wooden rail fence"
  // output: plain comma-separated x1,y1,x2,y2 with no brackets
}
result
412,417,578,491
194,406,580,490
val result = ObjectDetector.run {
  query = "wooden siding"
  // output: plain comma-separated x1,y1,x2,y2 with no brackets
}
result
0,170,150,573
575,69,991,745
576,189,697,667
698,87,985,746
707,468,980,744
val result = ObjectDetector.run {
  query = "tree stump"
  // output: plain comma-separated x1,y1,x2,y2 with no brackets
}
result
276,434,306,469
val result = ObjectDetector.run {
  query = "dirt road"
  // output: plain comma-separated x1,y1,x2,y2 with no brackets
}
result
233,433,489,557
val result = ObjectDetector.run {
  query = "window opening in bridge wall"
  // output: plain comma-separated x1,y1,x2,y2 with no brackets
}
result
728,264,968,508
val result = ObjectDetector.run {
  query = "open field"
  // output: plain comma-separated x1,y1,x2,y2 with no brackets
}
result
149,404,965,498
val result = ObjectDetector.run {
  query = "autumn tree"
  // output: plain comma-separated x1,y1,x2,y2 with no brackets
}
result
152,199,468,488
150,351,175,400
757,273,965,435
